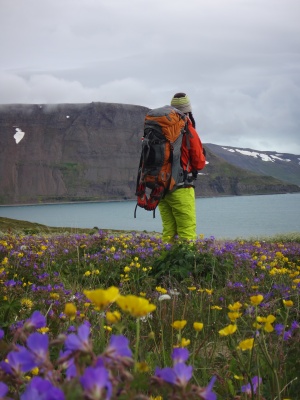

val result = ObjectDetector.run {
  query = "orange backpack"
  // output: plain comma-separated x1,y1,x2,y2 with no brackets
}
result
135,106,187,217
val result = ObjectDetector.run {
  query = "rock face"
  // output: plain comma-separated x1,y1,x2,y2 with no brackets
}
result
0,102,147,204
0,102,299,205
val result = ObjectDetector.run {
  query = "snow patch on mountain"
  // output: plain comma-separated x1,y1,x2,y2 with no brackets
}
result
222,147,291,163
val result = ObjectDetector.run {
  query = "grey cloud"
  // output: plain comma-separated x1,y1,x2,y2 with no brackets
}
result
0,0,299,154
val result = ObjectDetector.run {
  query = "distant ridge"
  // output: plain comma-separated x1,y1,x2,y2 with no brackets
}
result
205,143,300,186
0,102,299,205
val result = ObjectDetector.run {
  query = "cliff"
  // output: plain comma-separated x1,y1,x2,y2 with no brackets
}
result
0,102,299,205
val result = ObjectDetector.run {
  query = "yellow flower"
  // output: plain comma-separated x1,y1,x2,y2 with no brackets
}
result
283,300,293,307
31,367,39,375
171,320,187,330
193,322,204,331
116,295,156,318
84,286,120,310
256,315,276,332
64,303,77,320
50,293,60,300
264,315,276,332
136,361,149,372
187,286,197,291
205,289,213,295
219,324,237,336
250,294,264,306
228,301,243,311
237,338,255,351
21,298,33,309
37,327,49,334
155,286,167,294
228,312,242,322
106,310,121,324
104,325,112,332
211,305,222,310
234,375,244,380
180,338,190,347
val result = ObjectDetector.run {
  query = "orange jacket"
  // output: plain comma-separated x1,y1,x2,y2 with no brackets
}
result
181,118,206,173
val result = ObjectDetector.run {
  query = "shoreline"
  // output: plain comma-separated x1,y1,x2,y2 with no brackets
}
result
0,192,298,208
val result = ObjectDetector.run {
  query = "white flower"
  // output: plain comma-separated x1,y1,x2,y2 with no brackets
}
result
158,294,171,302
169,290,180,296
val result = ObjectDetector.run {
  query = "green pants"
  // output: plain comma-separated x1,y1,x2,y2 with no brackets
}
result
158,187,197,242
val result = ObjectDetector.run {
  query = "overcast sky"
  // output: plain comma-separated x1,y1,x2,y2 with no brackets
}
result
1,0,299,154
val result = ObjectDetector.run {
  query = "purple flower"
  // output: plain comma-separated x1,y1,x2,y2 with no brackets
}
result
283,330,292,341
27,333,49,365
274,323,285,335
80,366,112,400
291,320,299,330
0,346,36,375
105,335,132,358
0,329,4,340
20,377,65,400
24,311,46,330
64,324,91,352
155,362,193,388
197,376,217,400
59,350,77,380
0,382,8,397
241,376,262,395
172,348,189,364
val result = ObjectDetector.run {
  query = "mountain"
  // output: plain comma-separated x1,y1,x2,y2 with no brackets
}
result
205,143,300,186
0,102,299,205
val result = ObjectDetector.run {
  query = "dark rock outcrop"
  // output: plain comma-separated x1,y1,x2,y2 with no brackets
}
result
0,102,299,205
0,102,147,204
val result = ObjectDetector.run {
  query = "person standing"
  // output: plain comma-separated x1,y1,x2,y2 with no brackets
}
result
158,92,206,242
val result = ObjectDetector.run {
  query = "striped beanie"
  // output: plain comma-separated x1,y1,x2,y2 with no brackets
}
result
170,92,192,114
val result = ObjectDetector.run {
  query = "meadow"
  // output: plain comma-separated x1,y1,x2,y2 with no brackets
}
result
0,222,299,399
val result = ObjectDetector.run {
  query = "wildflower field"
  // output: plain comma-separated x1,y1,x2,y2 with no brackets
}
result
0,226,299,399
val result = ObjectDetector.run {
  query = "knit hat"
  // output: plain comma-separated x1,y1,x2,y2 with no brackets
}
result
170,93,192,114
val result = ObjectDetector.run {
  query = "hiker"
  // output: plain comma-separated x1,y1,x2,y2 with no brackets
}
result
158,93,206,242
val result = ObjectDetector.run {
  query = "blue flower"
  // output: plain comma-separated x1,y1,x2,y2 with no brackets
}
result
155,362,193,388
241,376,262,395
80,366,112,400
0,382,8,397
24,311,46,330
0,346,36,375
291,320,299,330
197,376,217,400
59,350,77,379
274,323,284,335
64,324,91,353
20,377,65,400
283,330,292,341
27,332,49,366
105,335,132,358
171,348,189,364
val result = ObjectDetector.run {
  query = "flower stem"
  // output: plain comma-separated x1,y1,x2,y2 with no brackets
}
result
134,317,140,372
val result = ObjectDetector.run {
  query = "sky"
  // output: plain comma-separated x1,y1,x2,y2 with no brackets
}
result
1,0,300,154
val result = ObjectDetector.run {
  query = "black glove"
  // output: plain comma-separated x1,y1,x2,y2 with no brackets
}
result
192,170,198,179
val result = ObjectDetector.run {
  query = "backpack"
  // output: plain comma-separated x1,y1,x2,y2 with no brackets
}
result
134,105,187,218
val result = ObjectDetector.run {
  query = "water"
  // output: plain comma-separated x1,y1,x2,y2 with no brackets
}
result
0,193,299,239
